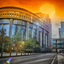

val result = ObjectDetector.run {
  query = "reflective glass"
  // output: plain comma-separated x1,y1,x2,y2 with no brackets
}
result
33,25,37,39
0,19,10,23
3,25,10,36
11,25,16,37
21,26,26,41
29,23,33,38
13,20,26,25
12,20,26,41
29,27,32,38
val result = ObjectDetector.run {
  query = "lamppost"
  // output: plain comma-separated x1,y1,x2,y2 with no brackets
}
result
56,40,57,53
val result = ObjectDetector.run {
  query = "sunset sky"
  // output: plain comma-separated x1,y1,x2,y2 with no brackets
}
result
0,0,64,38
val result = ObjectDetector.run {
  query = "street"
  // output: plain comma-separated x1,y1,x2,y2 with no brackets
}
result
0,53,56,64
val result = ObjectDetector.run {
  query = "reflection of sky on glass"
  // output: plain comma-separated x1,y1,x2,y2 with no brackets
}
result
34,22,40,27
0,25,2,30
29,28,32,35
17,26,21,32
3,25,9,36
33,25,36,29
51,39,53,47
12,25,15,36
33,30,35,33
0,19,10,23
61,22,64,33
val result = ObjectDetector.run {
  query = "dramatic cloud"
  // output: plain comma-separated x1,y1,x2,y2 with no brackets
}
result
0,0,64,38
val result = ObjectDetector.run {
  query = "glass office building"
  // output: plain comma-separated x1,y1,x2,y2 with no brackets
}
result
0,7,51,52
52,38,64,52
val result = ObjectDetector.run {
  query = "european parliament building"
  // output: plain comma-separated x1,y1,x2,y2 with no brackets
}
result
0,7,51,51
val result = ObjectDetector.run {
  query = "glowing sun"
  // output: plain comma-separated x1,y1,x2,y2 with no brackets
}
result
40,3,55,18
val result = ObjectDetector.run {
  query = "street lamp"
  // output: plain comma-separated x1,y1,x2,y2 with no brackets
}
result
56,40,57,53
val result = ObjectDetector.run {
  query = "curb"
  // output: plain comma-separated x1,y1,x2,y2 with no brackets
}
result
50,54,57,64
0,53,41,58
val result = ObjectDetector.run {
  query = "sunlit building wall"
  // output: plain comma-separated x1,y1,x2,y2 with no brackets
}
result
0,7,51,51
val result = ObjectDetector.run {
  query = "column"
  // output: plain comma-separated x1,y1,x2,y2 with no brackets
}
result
43,30,46,50
48,33,51,47
40,32,42,49
32,28,33,38
9,19,13,37
45,34,47,48
36,27,39,42
26,22,29,40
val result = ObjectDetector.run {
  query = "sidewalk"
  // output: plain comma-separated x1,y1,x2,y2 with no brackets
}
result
60,53,64,56
57,54,64,64
0,53,40,57
52,53,64,64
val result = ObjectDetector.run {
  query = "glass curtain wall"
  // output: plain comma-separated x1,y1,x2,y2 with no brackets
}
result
12,20,26,41
42,29,43,48
45,31,48,48
33,24,37,39
29,23,33,38
39,27,43,47
0,19,10,54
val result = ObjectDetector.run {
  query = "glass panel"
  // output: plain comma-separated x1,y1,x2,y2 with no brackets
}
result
29,27,32,38
3,25,10,36
21,26,26,41
11,25,16,37
33,29,36,39
29,23,33,38
33,25,37,39
12,24,26,41
0,19,10,57
13,20,26,25
0,19,10,23
57,40,61,43
53,40,56,43
17,26,21,33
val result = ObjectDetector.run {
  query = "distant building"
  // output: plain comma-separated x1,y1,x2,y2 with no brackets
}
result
59,28,61,38
52,22,64,52
52,38,64,52
59,22,64,38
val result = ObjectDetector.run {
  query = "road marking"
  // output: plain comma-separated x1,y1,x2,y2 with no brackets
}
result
20,58,53,64
51,54,57,64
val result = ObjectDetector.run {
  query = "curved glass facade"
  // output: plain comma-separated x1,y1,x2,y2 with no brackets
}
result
0,7,51,56
11,20,26,41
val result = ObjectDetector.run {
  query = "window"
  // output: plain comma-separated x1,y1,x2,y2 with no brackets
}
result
57,40,61,43
29,23,33,38
12,20,26,41
0,19,10,36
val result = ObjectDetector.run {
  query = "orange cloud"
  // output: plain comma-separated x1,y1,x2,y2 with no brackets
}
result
0,0,64,22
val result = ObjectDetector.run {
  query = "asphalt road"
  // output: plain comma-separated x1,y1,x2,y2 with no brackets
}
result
0,53,56,64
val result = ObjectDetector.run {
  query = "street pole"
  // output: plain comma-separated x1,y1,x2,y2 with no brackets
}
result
1,24,3,57
56,40,57,53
